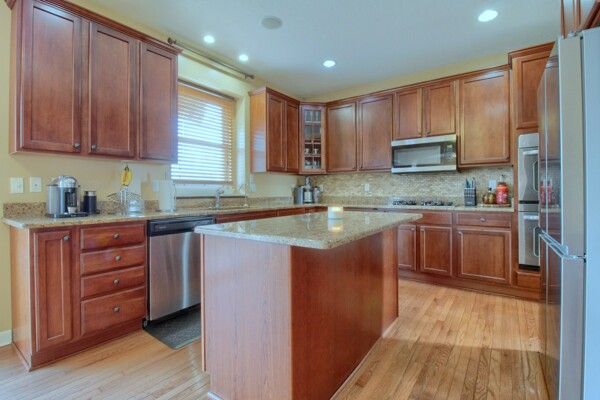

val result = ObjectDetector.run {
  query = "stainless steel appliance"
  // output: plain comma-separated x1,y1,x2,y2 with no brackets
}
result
46,176,84,218
536,29,599,399
391,134,457,173
147,216,215,321
517,133,540,268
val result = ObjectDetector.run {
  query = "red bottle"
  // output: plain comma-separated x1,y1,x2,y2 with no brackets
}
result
495,182,509,205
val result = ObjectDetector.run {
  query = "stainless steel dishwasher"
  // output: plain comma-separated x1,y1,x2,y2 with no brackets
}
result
147,216,215,321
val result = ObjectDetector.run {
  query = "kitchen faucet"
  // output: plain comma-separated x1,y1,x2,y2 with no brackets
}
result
214,188,225,209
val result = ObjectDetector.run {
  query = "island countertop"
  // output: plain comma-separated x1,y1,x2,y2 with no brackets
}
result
194,210,421,249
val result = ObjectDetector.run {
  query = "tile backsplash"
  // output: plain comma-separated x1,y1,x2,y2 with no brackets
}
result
309,167,513,203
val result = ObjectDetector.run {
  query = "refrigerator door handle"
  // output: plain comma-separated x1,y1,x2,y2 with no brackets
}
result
533,160,539,192
533,226,541,258
539,231,584,260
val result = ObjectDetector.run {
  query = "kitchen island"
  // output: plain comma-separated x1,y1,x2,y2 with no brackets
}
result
195,211,421,400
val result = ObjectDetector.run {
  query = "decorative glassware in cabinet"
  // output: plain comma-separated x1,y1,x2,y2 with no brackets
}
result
301,105,326,173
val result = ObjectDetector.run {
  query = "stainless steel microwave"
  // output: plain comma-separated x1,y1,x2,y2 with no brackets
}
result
391,134,457,173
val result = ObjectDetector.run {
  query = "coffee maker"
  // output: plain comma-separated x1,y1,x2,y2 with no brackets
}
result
46,176,84,218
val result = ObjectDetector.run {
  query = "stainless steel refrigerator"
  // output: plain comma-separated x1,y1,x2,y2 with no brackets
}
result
537,28,600,400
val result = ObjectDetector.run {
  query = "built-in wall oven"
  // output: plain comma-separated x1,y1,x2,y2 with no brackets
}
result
391,134,457,173
517,133,540,269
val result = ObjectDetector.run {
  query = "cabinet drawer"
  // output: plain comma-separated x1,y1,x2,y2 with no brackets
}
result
81,265,146,299
81,287,146,335
80,223,146,251
80,244,146,275
415,212,452,225
455,212,512,228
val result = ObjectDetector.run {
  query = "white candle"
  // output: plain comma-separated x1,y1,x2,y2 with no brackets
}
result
327,206,344,219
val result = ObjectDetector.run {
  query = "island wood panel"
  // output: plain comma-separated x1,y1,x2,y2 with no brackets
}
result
201,229,398,400
393,88,422,140
17,0,83,153
358,94,393,171
327,102,358,172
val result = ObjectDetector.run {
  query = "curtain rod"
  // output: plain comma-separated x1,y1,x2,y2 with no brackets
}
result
167,37,255,80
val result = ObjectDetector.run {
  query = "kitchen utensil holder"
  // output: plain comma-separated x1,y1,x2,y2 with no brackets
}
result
464,187,477,206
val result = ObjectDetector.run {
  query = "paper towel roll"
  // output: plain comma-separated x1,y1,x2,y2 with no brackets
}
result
157,180,176,211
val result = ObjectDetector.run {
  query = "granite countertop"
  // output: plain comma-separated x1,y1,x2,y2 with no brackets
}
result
194,211,422,249
1,202,513,229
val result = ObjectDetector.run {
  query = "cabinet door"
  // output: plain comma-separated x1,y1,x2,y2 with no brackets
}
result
397,224,417,271
455,227,511,285
512,49,551,132
285,101,299,173
88,23,137,158
419,225,453,276
358,94,393,171
393,88,422,140
139,43,178,161
33,229,74,350
19,0,83,153
266,93,286,171
327,102,357,172
423,81,456,136
459,70,510,166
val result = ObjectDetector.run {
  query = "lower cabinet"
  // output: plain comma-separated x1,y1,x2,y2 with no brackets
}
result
397,224,417,271
10,222,147,370
455,226,511,285
419,225,453,276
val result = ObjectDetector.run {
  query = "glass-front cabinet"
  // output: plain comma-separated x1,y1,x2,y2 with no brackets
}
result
300,104,326,174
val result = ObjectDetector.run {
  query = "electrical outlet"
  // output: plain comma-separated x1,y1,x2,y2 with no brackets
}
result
29,177,42,193
364,183,370,192
10,177,24,194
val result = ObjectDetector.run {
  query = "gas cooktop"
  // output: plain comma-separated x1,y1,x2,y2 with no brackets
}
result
391,199,454,207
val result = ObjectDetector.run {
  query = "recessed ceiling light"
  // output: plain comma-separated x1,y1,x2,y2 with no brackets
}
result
478,9,498,22
238,54,249,62
203,34,215,44
323,60,336,68
261,16,283,30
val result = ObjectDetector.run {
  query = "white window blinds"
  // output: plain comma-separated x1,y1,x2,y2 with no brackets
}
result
171,82,234,184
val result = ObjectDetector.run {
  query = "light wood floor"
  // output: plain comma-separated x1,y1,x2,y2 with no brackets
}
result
0,280,547,400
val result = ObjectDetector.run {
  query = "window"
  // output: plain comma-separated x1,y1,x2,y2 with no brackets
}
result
171,82,235,184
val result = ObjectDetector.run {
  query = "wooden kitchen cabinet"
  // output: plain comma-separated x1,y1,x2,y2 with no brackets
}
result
459,68,510,167
455,226,511,285
423,81,456,136
250,87,300,173
7,0,180,161
397,224,417,271
393,88,422,140
358,94,393,171
300,104,327,174
32,229,76,351
419,225,453,276
88,22,138,158
510,43,553,133
139,42,178,161
10,0,84,154
327,101,358,172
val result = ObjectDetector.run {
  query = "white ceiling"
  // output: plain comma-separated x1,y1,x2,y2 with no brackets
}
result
89,0,560,99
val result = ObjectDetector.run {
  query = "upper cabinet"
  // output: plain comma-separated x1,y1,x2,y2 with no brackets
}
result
509,43,553,134
300,104,326,174
393,80,456,140
358,94,393,171
561,0,600,37
7,0,179,162
459,68,510,167
327,101,358,172
249,87,299,173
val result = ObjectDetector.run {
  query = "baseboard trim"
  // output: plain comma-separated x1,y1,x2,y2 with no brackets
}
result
0,330,12,347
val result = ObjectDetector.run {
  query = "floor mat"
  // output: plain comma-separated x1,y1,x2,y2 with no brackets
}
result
144,306,200,349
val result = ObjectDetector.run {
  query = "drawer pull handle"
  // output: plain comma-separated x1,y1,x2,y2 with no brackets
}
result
91,144,98,151
113,279,120,286
479,217,487,222
113,306,121,313
63,235,70,241
114,255,122,261
73,143,81,150
113,233,120,239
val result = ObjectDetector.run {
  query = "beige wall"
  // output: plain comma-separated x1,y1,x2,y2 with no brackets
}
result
0,1,296,334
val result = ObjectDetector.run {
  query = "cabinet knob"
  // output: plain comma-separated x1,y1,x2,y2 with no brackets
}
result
73,143,81,150
113,233,120,239
114,255,122,261
63,235,70,241
91,144,98,151
113,306,121,313
113,279,120,286
480,217,487,222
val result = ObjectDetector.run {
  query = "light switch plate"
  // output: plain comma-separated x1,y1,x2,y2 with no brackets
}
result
29,177,42,193
10,177,24,194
